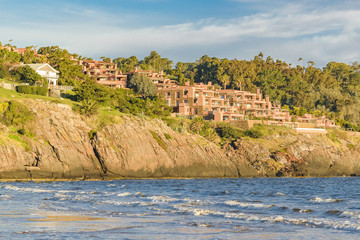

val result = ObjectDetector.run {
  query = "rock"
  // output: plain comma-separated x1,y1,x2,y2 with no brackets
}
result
0,99,360,180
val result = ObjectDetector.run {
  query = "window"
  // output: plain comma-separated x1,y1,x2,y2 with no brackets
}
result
194,98,198,103
195,93,199,97
177,92,180,98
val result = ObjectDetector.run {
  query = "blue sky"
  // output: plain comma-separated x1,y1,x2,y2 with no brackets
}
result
1,0,360,67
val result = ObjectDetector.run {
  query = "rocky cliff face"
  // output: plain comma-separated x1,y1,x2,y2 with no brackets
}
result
1,99,360,180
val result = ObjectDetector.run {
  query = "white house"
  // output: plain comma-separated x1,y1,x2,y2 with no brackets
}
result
25,63,59,85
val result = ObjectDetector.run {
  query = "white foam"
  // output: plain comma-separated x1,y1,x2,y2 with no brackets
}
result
4,185,54,193
0,194,12,200
54,192,70,200
102,200,142,206
173,202,360,232
225,200,273,209
148,195,177,202
311,197,343,203
341,211,360,219
276,192,287,196
117,192,132,197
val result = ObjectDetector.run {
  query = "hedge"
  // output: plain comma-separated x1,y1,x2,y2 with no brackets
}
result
16,85,48,96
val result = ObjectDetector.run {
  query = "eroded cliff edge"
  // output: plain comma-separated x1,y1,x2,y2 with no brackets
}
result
1,99,360,180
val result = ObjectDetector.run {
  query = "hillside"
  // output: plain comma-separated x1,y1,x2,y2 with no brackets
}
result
0,88,360,180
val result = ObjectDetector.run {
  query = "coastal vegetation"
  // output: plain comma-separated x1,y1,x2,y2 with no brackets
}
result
1,41,360,133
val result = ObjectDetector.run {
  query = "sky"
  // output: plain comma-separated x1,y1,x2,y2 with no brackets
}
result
1,0,360,67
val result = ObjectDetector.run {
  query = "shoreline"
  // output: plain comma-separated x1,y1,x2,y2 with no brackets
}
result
0,175,357,183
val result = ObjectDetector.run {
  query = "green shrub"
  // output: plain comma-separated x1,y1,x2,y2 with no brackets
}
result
190,117,204,133
162,117,188,133
216,124,245,139
88,130,97,140
17,85,47,96
245,124,269,138
1,101,33,127
79,99,99,116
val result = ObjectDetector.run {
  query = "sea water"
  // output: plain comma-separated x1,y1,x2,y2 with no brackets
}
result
0,177,359,239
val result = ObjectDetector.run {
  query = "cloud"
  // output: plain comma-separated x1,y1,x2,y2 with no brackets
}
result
1,1,359,66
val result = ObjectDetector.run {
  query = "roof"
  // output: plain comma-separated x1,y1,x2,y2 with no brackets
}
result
25,63,59,73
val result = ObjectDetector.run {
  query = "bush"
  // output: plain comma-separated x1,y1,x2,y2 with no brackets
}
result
17,85,48,96
216,124,245,139
0,101,33,127
162,117,188,133
245,124,269,138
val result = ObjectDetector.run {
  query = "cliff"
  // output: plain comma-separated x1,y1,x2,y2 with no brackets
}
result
1,98,360,180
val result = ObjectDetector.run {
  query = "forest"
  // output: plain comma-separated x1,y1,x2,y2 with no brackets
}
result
1,41,360,130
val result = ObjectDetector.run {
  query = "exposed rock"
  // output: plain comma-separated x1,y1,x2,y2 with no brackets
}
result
1,99,360,180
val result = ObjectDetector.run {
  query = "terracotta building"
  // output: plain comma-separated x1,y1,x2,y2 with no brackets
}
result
157,82,291,122
125,67,177,89
80,60,127,89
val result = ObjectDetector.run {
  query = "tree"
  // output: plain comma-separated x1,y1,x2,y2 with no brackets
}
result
128,73,157,98
11,66,44,85
0,64,8,79
139,51,173,72
114,56,139,73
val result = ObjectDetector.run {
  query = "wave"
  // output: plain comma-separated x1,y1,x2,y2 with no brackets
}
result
225,200,273,209
117,192,132,197
341,211,360,219
147,195,177,202
172,203,360,232
0,194,12,200
101,200,142,206
311,197,343,203
292,208,313,213
4,185,54,193
326,210,360,219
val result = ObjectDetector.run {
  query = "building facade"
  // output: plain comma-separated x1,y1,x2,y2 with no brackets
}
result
80,60,127,88
25,63,59,85
158,82,291,122
125,67,177,89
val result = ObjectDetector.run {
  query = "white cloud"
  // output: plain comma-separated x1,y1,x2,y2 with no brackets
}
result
1,2,360,66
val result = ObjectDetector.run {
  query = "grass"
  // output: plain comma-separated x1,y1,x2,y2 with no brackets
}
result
95,108,125,129
150,130,167,150
8,133,31,151
0,78,17,84
0,87,76,106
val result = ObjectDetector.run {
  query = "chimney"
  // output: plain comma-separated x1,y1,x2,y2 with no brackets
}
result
256,88,261,95
208,82,212,86
266,96,269,102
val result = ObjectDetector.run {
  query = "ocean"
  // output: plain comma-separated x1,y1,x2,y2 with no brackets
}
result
0,177,359,239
